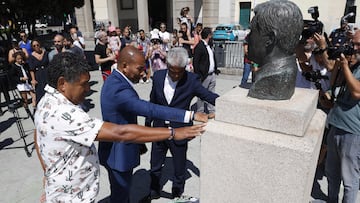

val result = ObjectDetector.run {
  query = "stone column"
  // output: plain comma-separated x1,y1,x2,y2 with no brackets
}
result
137,0,149,31
107,0,119,27
202,0,219,28
75,0,94,39
200,87,326,202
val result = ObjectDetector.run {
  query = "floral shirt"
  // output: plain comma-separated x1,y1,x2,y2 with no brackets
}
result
35,85,104,202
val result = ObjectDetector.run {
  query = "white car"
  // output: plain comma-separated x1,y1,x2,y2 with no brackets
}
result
35,23,47,29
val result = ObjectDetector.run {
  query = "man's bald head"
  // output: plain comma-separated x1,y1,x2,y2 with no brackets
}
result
118,46,144,68
117,46,146,83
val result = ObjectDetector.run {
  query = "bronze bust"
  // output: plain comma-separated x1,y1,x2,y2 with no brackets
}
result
247,0,303,100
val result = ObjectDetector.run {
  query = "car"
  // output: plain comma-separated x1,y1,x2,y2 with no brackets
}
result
212,24,249,41
35,23,47,28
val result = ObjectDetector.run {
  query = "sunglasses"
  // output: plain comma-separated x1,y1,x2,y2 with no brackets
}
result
20,35,26,38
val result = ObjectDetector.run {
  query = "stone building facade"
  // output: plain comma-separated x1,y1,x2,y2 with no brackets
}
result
76,0,356,40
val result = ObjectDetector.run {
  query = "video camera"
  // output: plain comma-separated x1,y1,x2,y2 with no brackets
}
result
325,11,357,60
302,69,329,90
301,6,323,40
327,43,354,60
303,70,329,83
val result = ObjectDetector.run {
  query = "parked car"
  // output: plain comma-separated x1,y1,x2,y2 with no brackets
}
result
35,23,47,28
213,24,248,41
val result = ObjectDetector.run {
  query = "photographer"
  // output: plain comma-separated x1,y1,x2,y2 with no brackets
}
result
296,33,333,94
329,17,353,47
325,29,360,203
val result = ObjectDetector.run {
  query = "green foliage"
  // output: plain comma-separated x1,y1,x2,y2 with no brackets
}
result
0,0,84,35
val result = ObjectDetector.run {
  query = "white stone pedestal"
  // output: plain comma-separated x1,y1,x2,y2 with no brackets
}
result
200,87,326,203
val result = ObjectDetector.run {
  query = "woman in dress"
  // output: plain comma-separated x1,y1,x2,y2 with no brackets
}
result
11,51,35,119
28,39,49,105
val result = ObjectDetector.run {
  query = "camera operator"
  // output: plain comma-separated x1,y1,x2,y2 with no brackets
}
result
329,16,353,47
324,29,360,203
296,33,333,95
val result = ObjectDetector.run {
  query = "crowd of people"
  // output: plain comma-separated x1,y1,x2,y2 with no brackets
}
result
295,14,360,203
0,6,218,203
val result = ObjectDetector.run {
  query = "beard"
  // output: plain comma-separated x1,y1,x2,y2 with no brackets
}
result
55,44,63,51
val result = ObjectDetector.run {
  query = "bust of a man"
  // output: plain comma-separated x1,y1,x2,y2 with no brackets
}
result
247,0,303,100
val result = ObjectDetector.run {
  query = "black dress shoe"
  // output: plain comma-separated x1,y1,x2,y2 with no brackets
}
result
139,190,160,203
172,188,182,198
150,190,160,199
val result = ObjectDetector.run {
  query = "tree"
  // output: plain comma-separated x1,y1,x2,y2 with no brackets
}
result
0,0,84,37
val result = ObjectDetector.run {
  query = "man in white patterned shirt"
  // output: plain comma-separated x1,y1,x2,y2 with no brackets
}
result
34,52,205,202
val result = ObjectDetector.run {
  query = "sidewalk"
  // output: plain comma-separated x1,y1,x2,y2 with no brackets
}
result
0,70,357,203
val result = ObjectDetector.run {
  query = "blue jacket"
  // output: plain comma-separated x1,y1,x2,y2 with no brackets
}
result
146,69,219,144
98,70,189,171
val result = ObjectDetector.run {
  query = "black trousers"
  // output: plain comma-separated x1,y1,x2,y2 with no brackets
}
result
150,140,188,194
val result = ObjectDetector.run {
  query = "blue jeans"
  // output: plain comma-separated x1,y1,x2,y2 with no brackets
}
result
325,126,360,203
241,62,251,85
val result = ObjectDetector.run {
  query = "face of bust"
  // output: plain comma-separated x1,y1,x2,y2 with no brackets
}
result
247,21,267,66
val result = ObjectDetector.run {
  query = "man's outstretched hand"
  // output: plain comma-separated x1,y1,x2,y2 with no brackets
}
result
175,123,207,140
194,112,209,123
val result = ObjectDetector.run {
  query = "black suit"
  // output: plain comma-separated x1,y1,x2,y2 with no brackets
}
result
193,40,218,114
193,40,217,82
146,69,219,196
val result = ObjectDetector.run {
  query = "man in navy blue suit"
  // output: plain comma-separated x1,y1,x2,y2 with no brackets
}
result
145,47,219,200
99,46,208,203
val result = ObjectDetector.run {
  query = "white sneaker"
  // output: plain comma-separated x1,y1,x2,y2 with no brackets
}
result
139,79,144,84
171,195,199,203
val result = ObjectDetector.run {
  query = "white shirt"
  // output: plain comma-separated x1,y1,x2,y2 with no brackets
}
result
164,73,178,104
159,31,171,51
163,72,192,122
73,39,84,50
202,40,215,73
35,85,104,202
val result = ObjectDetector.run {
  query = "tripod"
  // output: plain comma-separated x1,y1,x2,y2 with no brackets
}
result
0,70,34,157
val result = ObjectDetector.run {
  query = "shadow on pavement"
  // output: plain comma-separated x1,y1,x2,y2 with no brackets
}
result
0,116,16,133
131,158,200,203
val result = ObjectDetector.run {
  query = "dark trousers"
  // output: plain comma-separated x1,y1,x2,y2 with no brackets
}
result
106,166,133,203
150,140,188,194
0,71,11,106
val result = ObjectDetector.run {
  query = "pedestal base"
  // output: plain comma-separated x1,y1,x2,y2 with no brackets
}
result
200,87,326,202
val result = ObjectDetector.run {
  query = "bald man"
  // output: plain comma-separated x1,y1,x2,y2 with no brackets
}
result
98,46,208,202
48,34,64,62
94,31,116,81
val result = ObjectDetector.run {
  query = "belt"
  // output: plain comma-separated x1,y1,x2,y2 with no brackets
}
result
207,71,215,76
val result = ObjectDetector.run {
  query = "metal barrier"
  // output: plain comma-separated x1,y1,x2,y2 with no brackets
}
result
214,41,244,69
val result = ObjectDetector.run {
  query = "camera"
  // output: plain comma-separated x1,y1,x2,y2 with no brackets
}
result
301,6,323,40
302,20,323,40
327,44,354,60
303,70,328,82
302,70,329,90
